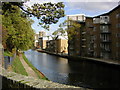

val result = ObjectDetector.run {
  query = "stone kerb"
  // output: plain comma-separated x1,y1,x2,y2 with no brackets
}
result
0,67,92,89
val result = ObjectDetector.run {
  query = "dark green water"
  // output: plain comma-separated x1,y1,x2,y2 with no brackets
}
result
25,50,120,89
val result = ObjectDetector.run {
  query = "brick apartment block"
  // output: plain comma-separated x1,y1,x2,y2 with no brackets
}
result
67,5,120,60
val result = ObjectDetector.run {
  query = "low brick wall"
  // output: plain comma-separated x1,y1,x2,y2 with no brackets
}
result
0,67,92,89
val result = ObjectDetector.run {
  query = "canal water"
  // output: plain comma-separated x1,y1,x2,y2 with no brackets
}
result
25,50,120,89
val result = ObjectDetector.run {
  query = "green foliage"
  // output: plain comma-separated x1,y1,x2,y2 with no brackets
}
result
4,51,12,57
2,5,35,52
2,2,65,30
12,56,28,76
67,20,81,40
22,54,48,80
26,2,65,30
1,25,8,49
52,20,81,40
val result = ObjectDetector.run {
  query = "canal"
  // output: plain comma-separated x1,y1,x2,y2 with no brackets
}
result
25,50,120,89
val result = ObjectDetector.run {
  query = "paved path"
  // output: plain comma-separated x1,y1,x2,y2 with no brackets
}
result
19,54,38,78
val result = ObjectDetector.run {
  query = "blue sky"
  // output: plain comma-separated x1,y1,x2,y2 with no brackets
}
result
24,1,119,35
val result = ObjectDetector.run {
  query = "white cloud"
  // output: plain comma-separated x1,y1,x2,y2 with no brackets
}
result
24,0,66,7
66,2,118,15
66,0,119,2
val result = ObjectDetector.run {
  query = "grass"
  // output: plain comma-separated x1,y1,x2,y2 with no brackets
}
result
12,56,28,76
4,51,13,57
22,54,48,80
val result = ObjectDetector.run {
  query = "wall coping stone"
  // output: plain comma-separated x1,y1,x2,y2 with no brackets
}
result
0,67,92,89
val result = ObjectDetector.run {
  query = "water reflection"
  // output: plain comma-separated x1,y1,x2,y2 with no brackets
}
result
25,50,120,88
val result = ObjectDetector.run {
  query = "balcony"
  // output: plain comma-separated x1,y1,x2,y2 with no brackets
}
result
90,40,94,43
82,32,86,35
101,30,111,34
101,48,111,52
100,21,110,25
89,48,94,52
82,45,86,48
100,16,110,25
82,39,86,41
101,39,111,43
67,15,86,23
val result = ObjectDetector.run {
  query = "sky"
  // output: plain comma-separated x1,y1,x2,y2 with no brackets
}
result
24,0,119,35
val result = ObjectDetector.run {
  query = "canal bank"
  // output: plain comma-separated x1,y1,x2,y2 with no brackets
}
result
4,51,48,80
37,49,120,67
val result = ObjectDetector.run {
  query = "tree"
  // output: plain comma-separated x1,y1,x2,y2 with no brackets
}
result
1,25,8,49
1,1,65,54
52,24,67,40
52,20,81,40
2,2,65,30
2,5,35,53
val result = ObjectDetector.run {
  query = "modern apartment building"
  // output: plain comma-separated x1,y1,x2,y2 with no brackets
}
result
91,4,120,60
67,14,93,56
67,5,120,60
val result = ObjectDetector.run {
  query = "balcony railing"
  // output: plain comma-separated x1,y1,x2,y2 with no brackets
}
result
82,32,86,35
100,21,110,24
82,45,86,48
90,40,94,43
82,39,86,41
101,30,111,34
101,39,111,43
89,48,94,52
101,48,111,52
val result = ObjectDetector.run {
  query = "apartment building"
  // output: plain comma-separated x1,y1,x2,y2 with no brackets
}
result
56,39,68,54
91,4,120,60
46,38,68,54
34,34,39,48
67,14,93,56
39,31,46,37
38,31,51,50
67,5,120,60
39,36,49,49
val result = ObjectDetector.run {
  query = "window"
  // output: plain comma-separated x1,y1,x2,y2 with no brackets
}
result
101,34,110,41
100,25,109,32
116,42,120,47
116,13,120,18
94,52,97,56
116,52,118,57
116,33,120,37
94,44,97,48
100,52,103,57
116,23,120,28
93,27,96,31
